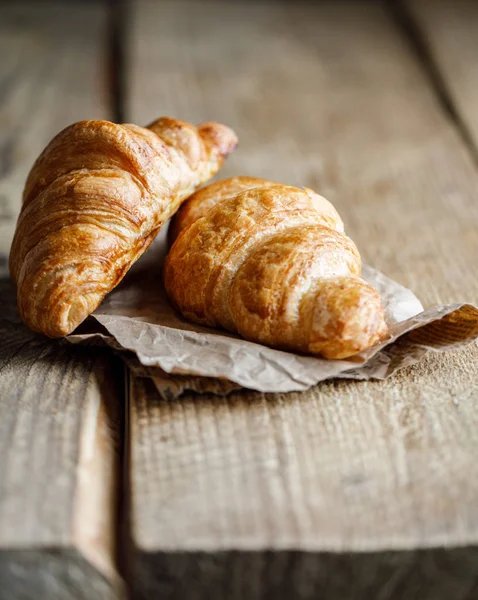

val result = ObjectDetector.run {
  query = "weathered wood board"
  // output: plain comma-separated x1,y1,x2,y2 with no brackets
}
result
127,1,478,598
0,279,125,600
130,374,478,600
406,0,478,156
0,3,123,599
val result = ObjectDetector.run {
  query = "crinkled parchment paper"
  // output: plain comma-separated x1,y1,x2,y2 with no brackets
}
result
69,233,478,399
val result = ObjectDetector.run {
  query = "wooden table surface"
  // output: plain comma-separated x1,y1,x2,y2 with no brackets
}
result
1,1,478,599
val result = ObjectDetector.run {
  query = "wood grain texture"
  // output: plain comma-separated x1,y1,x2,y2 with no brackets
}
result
405,0,478,156
0,1,109,267
0,278,124,600
130,373,478,600
0,2,123,597
128,1,478,597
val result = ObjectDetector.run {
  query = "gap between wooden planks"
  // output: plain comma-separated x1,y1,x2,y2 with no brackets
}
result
127,1,478,598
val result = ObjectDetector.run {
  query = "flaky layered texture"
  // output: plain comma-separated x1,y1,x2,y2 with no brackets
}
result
168,176,277,244
10,117,237,337
165,178,388,359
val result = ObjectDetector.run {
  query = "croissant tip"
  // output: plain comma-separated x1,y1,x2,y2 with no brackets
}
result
198,122,238,159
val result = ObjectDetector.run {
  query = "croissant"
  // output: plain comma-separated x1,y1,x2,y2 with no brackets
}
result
164,177,388,359
10,117,237,337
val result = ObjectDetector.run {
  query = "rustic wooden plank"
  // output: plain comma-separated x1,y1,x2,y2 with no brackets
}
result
0,2,123,598
128,1,478,597
0,1,110,267
405,0,478,155
0,279,124,599
130,374,478,600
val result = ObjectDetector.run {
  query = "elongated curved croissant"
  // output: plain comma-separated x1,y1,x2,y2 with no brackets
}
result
10,117,237,337
165,177,388,359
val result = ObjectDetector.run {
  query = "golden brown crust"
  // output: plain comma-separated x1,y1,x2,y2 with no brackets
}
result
164,179,388,359
10,117,237,337
168,175,346,245
168,176,275,245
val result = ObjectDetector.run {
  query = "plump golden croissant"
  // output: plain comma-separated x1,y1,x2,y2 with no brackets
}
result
165,177,388,359
10,117,237,337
